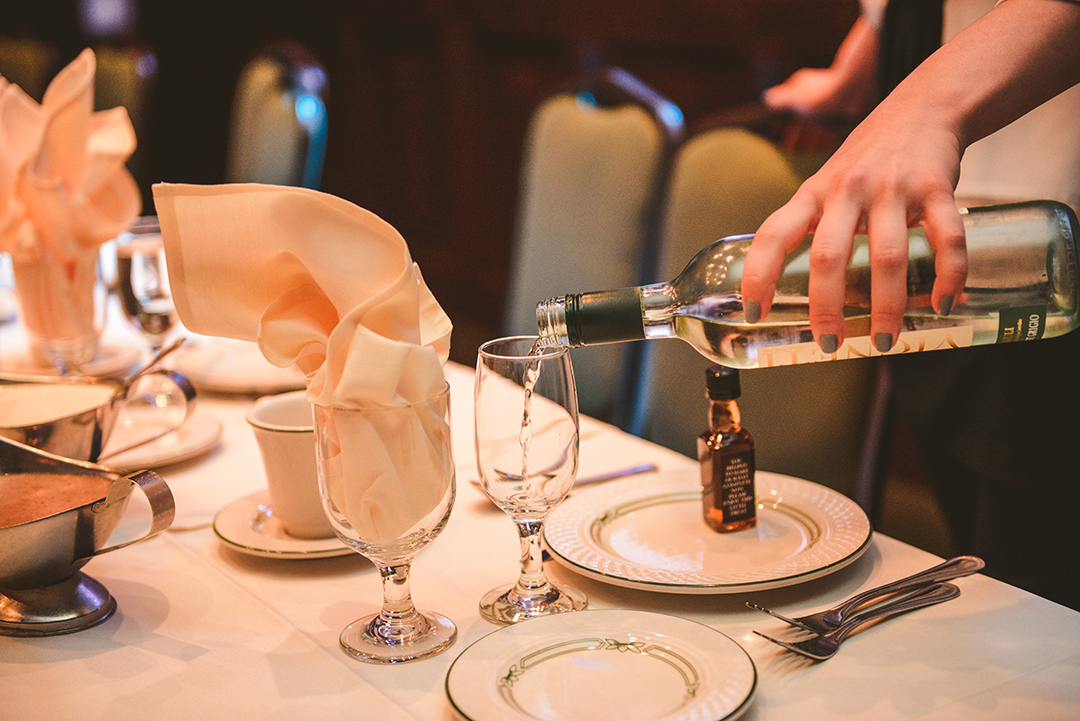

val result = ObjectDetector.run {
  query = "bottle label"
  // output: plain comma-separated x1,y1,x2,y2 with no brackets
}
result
997,306,1046,343
758,326,975,367
716,450,755,524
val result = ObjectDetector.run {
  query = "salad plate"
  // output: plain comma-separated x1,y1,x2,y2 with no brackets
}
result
446,609,756,721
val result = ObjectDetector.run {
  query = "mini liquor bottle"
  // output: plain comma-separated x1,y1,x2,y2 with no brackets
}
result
698,364,756,532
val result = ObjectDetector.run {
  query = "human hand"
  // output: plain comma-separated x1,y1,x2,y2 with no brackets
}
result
763,16,879,123
740,96,969,353
763,67,863,120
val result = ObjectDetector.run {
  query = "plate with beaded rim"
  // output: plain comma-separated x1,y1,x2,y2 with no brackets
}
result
543,470,871,594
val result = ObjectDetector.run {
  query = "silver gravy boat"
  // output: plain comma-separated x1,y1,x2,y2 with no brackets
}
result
0,435,175,636
0,357,195,463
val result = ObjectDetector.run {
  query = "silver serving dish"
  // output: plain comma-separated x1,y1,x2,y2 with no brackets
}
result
0,435,175,636
0,361,195,463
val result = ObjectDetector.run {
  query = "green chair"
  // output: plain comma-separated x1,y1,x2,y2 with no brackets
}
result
503,68,683,428
225,41,328,189
640,121,887,504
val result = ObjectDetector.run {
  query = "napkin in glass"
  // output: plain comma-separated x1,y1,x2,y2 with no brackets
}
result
0,49,140,360
153,183,453,544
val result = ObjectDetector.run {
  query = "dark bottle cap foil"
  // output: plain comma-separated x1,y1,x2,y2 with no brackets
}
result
705,364,740,400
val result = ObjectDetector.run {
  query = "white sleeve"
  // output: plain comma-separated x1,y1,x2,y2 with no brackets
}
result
859,0,889,29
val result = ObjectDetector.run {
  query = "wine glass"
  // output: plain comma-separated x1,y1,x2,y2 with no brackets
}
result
313,385,457,663
115,223,177,356
474,335,587,625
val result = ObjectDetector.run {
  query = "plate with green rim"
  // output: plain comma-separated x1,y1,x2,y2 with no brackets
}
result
446,609,756,721
543,470,871,594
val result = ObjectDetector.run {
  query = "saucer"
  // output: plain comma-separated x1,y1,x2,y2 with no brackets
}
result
213,490,351,559
101,411,223,473
170,339,306,395
1,343,142,379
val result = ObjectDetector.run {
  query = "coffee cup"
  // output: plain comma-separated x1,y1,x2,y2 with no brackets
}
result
247,390,333,539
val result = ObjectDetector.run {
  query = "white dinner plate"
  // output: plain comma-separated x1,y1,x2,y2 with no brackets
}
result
170,338,306,395
213,489,351,559
101,411,223,472
543,470,871,594
446,609,756,721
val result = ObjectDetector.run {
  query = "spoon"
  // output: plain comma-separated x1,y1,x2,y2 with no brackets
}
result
121,337,186,394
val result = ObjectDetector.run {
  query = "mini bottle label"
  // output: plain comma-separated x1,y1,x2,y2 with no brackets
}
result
715,450,755,524
758,326,975,367
997,306,1047,343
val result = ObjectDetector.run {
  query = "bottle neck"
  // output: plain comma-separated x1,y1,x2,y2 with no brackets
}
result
537,288,652,347
708,399,741,433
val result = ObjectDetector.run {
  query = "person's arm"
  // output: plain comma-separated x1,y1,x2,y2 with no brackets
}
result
763,15,880,122
742,0,1080,354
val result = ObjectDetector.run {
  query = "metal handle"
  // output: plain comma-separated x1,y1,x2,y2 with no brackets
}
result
828,582,961,645
96,369,197,462
87,470,176,557
822,555,983,626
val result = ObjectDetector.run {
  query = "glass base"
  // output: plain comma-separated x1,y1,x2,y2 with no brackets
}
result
29,333,101,374
340,610,457,664
479,582,588,626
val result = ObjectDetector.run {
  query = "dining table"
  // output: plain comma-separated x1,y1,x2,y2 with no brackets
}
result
2,300,1079,721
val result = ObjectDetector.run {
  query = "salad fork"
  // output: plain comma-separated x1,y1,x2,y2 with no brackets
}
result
755,581,961,660
746,555,983,635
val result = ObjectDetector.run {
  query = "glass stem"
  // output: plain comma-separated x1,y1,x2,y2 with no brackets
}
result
371,561,427,644
513,519,554,599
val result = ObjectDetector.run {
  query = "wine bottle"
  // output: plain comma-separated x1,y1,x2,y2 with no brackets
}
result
536,200,1080,368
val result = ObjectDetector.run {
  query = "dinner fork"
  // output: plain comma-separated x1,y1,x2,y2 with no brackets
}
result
755,581,961,660
746,555,983,635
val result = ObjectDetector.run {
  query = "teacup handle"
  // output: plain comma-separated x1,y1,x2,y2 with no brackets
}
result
96,370,197,462
87,470,176,557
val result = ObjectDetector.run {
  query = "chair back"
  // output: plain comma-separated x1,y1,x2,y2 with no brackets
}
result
93,45,157,196
640,123,879,499
503,68,682,427
225,42,328,189
0,38,55,102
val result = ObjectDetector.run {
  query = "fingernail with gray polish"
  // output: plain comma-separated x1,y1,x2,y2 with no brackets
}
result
745,301,761,324
875,333,893,353
939,295,953,316
819,334,838,354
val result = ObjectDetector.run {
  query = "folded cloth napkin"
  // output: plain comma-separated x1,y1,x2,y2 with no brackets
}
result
0,49,140,343
153,183,454,544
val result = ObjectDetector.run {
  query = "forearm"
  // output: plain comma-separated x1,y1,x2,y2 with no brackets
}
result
887,0,1080,150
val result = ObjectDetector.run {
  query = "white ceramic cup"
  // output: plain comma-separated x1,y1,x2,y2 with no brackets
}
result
246,391,334,539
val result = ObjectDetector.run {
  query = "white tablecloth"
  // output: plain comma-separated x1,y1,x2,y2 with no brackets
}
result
2,313,1079,721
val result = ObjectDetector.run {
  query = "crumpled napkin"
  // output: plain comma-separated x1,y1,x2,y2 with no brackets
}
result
0,49,140,343
153,183,454,544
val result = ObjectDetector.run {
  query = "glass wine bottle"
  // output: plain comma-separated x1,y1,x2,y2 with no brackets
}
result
536,200,1080,368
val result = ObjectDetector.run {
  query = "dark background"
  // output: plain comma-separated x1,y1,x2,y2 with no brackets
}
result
1,0,856,363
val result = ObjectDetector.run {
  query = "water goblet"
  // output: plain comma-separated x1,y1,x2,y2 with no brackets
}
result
115,223,177,356
313,385,457,663
474,335,587,625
